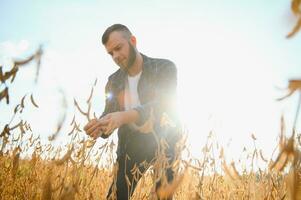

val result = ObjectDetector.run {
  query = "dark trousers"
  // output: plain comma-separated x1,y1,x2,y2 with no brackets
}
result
106,153,174,200
107,126,181,200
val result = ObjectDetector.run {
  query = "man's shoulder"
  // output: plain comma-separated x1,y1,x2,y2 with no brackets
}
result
143,54,176,70
108,68,124,81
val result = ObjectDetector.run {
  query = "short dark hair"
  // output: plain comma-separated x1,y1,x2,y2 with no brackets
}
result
102,24,132,45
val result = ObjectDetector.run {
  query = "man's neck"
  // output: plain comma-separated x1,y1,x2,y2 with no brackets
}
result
127,53,143,77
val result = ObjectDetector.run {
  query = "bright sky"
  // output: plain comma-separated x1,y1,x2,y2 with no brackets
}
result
1,0,301,163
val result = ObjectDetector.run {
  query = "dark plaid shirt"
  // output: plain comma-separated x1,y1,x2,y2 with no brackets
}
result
100,54,180,160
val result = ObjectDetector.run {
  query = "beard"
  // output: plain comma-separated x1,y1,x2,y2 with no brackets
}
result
124,42,137,71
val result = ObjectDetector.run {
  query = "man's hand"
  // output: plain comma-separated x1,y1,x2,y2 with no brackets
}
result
84,110,139,139
100,112,126,135
84,119,108,139
83,112,126,139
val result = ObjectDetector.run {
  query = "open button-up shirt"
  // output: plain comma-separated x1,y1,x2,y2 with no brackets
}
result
100,54,180,160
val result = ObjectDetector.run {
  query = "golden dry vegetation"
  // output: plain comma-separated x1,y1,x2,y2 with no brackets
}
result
1,75,301,199
0,108,301,200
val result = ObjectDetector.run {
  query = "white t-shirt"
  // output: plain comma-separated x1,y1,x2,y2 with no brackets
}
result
124,71,142,111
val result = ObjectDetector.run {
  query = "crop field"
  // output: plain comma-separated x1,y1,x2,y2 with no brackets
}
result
0,83,301,199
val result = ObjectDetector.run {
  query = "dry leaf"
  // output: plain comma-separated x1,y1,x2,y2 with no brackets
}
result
0,87,9,104
251,133,257,140
87,87,94,104
291,0,301,15
287,17,301,38
156,170,186,199
30,93,39,108
277,79,301,100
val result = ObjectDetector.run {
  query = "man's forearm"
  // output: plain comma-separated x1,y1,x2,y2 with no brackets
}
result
120,109,140,125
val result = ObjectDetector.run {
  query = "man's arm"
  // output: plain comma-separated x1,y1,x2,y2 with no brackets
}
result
84,77,118,139
84,60,178,139
133,60,178,129
98,60,178,136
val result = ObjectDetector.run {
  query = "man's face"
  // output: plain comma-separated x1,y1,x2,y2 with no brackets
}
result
104,31,136,71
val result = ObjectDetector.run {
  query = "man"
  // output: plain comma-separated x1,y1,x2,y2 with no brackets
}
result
84,24,181,200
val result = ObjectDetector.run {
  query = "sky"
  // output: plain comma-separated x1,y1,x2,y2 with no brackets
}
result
1,0,301,163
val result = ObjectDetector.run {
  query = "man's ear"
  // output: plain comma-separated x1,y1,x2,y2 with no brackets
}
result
130,35,137,46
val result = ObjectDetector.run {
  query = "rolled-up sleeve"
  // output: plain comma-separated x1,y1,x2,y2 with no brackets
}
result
100,77,117,139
